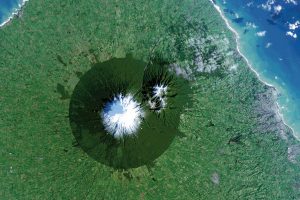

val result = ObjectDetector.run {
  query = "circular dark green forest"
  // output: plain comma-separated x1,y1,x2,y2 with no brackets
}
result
69,55,191,169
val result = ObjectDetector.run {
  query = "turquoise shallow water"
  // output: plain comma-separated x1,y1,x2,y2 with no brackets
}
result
215,0,300,138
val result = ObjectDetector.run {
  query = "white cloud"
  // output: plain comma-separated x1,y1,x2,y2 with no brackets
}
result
229,64,238,71
261,0,276,11
247,1,254,7
289,20,300,30
274,5,282,14
246,22,257,29
265,42,272,48
285,0,297,5
256,31,267,37
286,31,298,38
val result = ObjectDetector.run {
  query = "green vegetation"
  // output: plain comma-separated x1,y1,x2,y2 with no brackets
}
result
69,55,191,169
1,0,300,199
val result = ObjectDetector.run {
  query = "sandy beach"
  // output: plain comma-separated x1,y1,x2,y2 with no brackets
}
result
209,0,299,141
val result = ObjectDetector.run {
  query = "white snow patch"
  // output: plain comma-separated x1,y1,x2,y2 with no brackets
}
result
101,94,144,138
148,85,168,112
153,85,168,98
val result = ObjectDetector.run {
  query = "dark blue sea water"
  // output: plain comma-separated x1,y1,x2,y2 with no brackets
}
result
215,0,300,138
0,0,22,26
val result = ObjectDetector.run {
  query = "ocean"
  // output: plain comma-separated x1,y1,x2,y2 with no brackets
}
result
214,0,300,138
1,0,299,138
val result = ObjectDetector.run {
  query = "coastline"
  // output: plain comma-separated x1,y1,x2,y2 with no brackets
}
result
0,0,28,28
209,0,299,141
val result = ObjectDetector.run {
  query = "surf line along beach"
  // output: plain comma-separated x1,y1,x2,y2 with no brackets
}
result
209,0,298,141
0,0,29,28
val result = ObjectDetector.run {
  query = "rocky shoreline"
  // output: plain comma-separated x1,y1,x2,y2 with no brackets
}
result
209,0,298,142
0,0,28,28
